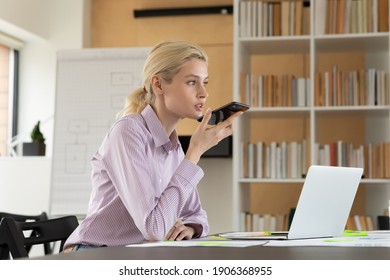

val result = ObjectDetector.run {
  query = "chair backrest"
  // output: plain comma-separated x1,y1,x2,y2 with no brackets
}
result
0,211,49,258
0,215,79,259
0,212,49,222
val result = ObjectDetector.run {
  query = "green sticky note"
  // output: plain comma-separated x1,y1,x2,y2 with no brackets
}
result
343,230,368,236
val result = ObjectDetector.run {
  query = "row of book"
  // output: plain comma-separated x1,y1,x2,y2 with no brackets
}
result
241,211,384,232
240,67,389,108
316,142,390,179
314,67,390,107
240,140,390,179
346,214,376,230
316,0,389,35
240,73,310,107
240,140,307,179
238,0,310,37
315,142,365,170
238,0,388,38
240,211,292,232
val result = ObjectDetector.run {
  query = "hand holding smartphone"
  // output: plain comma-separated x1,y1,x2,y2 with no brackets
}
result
197,101,250,125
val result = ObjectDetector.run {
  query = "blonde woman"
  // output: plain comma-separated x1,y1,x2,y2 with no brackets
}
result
64,40,242,251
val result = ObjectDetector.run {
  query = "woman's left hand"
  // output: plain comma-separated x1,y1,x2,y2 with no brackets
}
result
165,220,195,241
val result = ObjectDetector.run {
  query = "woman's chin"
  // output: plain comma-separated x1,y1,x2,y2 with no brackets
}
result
188,113,202,121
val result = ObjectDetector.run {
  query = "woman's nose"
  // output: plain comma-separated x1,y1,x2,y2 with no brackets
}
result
198,87,208,99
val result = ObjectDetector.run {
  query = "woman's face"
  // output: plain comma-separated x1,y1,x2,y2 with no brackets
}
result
159,58,209,121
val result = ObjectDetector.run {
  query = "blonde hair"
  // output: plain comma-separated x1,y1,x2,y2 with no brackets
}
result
118,40,208,117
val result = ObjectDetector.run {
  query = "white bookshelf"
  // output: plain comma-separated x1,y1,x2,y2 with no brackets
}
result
232,0,390,230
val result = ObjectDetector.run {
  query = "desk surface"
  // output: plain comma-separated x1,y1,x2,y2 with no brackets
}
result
31,245,390,260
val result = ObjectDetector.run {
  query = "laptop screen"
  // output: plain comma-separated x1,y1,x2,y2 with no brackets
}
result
288,165,363,239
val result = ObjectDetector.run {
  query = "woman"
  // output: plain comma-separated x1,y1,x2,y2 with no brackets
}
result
63,40,242,251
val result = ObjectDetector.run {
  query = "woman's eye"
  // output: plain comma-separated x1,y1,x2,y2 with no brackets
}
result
187,81,196,86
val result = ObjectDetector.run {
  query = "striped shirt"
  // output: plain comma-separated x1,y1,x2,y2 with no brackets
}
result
64,105,209,247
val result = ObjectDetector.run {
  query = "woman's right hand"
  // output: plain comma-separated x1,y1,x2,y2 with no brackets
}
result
185,108,243,165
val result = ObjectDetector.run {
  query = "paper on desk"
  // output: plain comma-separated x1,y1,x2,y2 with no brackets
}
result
264,231,390,247
127,239,268,248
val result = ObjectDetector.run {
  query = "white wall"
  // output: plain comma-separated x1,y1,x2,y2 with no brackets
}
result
0,0,91,157
0,0,50,38
0,0,234,234
198,158,233,233
0,157,51,213
0,0,90,215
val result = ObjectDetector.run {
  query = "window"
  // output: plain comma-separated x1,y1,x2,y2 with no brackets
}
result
0,36,20,156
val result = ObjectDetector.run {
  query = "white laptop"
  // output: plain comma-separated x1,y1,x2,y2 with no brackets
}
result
220,165,364,240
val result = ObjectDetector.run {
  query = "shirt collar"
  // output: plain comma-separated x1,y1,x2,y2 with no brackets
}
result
141,105,179,151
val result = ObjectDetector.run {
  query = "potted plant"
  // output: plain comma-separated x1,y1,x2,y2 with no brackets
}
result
22,121,46,156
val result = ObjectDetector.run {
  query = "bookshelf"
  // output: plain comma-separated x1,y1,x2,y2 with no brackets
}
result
232,0,390,231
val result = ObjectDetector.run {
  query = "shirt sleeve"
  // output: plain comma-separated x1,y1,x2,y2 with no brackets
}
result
180,188,210,237
101,119,206,241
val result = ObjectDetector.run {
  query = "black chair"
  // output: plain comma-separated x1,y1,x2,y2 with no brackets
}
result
0,215,79,259
0,211,49,259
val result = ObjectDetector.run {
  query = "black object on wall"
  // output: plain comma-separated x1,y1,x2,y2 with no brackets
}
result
134,5,233,18
179,135,232,158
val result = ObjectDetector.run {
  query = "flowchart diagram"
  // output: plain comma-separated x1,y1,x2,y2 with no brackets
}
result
50,48,149,216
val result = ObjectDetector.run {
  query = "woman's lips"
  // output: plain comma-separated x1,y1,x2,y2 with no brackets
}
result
195,104,204,111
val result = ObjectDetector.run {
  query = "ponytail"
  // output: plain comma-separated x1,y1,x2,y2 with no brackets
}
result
117,87,155,118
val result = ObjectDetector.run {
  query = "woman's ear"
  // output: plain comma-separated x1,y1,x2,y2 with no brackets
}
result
151,76,163,96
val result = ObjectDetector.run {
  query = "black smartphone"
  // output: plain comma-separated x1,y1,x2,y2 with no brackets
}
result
197,101,250,125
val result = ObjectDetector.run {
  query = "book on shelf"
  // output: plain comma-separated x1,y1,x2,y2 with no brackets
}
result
251,0,258,37
248,143,255,178
272,2,281,36
316,0,389,34
239,0,389,37
366,215,375,231
315,0,327,35
238,0,310,37
302,1,310,35
257,1,263,37
240,141,248,178
239,0,246,37
315,141,364,168
241,212,289,231
289,1,295,36
241,140,307,179
241,72,310,107
378,0,389,32
281,0,290,36
262,1,268,36
314,67,389,107
347,214,375,231
314,140,390,179
256,142,264,178
294,0,303,35
337,0,347,34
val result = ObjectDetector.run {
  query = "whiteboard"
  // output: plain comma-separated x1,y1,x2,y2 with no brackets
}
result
50,47,150,216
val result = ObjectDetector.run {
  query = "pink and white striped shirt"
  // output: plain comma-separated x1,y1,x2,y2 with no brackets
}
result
64,105,209,247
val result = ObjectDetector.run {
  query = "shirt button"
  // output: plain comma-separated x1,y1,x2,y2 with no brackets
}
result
159,178,162,184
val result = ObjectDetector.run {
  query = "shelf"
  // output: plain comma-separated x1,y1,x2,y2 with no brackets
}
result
315,33,390,53
239,33,390,54
233,0,390,231
314,106,390,118
239,36,310,54
239,178,390,185
247,107,310,118
239,178,305,184
362,179,390,184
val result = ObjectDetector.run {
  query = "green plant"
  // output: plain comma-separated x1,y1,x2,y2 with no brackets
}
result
30,121,45,143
